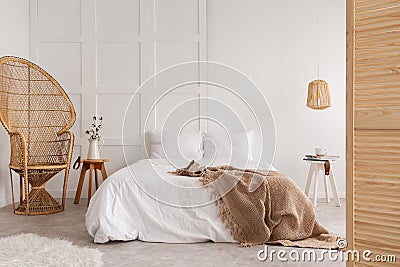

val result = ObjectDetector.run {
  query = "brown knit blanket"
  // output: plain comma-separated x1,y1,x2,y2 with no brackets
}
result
171,161,339,249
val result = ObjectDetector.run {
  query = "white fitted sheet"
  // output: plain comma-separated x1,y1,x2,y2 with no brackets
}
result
85,159,275,244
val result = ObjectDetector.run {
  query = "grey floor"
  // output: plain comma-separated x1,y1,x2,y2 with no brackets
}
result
0,198,345,267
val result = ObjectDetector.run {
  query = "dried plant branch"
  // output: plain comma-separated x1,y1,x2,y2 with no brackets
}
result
86,116,103,140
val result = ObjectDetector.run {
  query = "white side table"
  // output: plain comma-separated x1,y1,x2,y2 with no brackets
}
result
303,157,341,207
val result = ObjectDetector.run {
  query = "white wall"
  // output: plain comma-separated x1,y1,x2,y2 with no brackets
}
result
0,0,345,208
207,0,346,196
0,0,30,207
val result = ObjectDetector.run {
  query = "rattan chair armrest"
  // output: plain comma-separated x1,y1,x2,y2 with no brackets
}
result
57,129,74,137
9,131,27,145
58,129,75,158
8,131,28,168
9,131,28,151
57,130,75,146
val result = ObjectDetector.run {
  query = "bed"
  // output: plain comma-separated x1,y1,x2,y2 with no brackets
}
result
86,130,338,248
85,158,275,244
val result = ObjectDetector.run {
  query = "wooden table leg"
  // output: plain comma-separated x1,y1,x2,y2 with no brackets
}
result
88,164,93,206
95,170,99,189
74,165,87,204
100,163,108,181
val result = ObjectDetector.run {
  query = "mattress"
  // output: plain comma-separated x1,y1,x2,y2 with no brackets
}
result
85,159,275,243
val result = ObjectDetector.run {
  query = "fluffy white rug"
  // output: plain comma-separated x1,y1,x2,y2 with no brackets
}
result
0,233,103,267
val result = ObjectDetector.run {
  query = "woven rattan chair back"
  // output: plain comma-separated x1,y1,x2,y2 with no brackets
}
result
0,56,75,215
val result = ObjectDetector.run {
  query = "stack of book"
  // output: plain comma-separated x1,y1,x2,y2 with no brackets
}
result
303,155,339,161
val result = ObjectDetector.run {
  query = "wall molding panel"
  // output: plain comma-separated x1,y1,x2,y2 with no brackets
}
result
29,0,207,196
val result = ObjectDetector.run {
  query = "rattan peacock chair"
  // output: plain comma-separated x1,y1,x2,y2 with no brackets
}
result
0,56,75,215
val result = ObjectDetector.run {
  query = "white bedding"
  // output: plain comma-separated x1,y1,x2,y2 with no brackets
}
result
85,159,275,244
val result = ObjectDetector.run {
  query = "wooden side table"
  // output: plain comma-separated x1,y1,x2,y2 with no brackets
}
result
303,157,341,207
74,159,108,206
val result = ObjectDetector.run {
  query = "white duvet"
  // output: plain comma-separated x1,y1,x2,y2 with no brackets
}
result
86,159,275,244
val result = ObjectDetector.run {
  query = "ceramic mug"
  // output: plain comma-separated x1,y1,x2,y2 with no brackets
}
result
315,147,327,156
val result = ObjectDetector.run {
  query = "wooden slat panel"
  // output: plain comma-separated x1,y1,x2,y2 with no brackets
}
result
356,1,400,14
355,89,400,99
356,60,400,70
355,212,400,224
354,191,400,206
356,237,400,252
355,55,400,67
356,30,400,46
356,0,400,6
356,8,400,23
353,128,400,263
356,11,400,26
355,206,400,220
355,185,400,198
356,70,400,80
356,102,400,110
355,232,400,249
355,95,400,106
355,83,400,91
355,46,400,57
354,110,400,129
356,0,400,9
349,1,400,266
356,20,400,32
355,71,400,82
355,243,399,257
357,222,400,238
357,38,400,49
355,195,400,211
355,22,400,36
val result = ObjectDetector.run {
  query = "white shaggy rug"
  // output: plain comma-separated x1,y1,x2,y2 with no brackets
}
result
0,233,103,267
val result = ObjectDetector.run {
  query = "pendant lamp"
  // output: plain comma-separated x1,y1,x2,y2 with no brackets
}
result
307,0,331,110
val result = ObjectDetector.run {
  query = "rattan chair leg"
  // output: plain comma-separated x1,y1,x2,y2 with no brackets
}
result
23,169,29,215
62,167,70,209
9,169,15,212
19,174,23,204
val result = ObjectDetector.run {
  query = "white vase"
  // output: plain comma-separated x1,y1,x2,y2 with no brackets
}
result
87,138,103,159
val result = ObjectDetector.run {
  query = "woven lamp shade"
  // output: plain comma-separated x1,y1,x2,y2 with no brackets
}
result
306,79,331,110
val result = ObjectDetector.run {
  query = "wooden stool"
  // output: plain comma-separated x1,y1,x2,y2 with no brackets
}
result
74,159,108,206
303,158,341,207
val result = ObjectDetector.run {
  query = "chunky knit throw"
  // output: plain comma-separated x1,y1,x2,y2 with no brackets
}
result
172,161,339,249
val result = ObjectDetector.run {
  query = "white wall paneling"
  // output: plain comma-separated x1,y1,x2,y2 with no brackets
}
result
96,43,141,89
37,0,82,35
0,0,30,207
29,0,207,199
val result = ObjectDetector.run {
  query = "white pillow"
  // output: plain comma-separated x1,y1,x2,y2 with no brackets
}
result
203,130,254,165
147,130,204,161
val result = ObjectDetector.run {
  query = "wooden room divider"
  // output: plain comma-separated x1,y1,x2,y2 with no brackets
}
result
347,0,400,266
